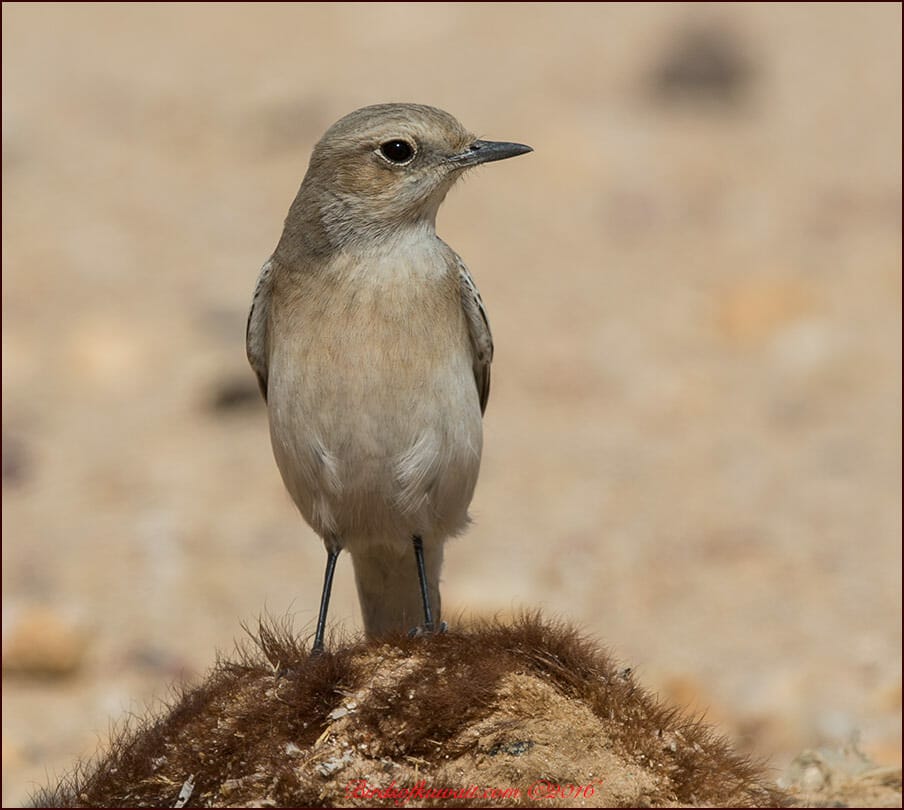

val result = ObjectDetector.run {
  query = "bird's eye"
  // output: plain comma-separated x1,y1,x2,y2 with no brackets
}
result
378,140,415,164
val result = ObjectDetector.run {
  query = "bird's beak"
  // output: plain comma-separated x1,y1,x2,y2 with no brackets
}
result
448,140,533,168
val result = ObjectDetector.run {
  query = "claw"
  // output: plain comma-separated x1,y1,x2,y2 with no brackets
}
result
408,621,448,638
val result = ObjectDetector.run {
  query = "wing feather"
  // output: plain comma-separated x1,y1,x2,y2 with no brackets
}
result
246,259,274,401
456,256,493,414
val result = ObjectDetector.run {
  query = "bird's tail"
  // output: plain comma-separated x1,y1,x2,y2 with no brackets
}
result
350,538,443,637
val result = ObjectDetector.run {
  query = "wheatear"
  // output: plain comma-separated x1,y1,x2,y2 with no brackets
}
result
246,103,531,651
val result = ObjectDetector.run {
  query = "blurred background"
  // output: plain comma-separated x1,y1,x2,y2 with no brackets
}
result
2,3,901,804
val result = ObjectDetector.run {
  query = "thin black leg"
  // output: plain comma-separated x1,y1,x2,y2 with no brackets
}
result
312,547,340,654
412,535,435,632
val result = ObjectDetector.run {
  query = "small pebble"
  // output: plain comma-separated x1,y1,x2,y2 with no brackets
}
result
2,607,88,678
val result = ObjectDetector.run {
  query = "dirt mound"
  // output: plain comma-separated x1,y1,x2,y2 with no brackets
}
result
32,616,787,808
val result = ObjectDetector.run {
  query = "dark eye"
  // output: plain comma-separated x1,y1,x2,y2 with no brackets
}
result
379,139,415,164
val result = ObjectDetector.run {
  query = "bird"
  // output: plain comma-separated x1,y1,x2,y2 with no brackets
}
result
246,103,531,652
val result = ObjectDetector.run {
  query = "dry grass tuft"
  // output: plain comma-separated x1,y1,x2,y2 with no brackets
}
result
31,613,789,808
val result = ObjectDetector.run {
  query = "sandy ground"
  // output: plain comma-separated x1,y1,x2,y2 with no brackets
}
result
2,3,901,806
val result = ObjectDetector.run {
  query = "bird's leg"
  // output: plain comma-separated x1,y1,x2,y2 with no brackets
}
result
311,545,340,655
410,535,446,636
413,535,434,631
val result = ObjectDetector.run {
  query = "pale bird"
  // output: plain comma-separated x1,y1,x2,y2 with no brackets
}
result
246,103,531,651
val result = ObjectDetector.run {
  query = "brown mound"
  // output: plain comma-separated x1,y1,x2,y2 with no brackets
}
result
32,615,788,808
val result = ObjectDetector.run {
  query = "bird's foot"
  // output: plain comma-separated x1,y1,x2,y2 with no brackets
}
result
408,621,448,638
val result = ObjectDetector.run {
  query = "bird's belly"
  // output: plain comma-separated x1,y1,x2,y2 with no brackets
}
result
267,305,483,546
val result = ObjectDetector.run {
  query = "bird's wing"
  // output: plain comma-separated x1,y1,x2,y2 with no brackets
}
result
456,256,494,414
246,258,274,401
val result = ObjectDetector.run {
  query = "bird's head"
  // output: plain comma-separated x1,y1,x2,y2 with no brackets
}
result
281,103,531,254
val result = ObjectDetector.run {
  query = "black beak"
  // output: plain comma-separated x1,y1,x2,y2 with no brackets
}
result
449,139,533,168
